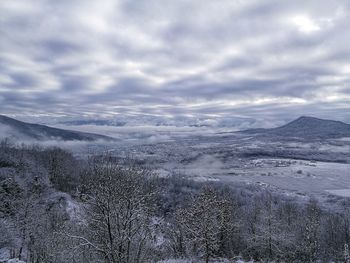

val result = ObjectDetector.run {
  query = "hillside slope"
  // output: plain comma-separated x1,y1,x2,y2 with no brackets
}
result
0,115,113,141
240,116,350,139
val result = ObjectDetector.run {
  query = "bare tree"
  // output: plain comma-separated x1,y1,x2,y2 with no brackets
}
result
303,199,321,263
44,147,79,193
70,156,158,263
176,187,233,263
345,244,350,263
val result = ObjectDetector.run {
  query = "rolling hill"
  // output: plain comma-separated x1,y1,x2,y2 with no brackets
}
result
0,115,114,141
240,116,350,139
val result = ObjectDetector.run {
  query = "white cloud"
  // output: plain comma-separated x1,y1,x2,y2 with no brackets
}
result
291,15,321,33
0,0,349,124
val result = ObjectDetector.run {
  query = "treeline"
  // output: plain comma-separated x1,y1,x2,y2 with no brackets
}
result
0,140,350,262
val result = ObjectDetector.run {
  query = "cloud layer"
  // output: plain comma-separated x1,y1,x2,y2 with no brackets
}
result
1,0,350,125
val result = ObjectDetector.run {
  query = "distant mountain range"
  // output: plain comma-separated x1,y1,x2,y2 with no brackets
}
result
60,119,127,127
58,116,256,128
0,115,113,142
240,116,350,139
1,115,349,142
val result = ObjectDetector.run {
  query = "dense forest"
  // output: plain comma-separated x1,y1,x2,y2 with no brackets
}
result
1,140,350,263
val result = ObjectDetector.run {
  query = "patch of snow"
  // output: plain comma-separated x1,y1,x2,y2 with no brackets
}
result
326,189,350,197
193,176,220,182
157,260,190,263
0,248,10,262
157,259,253,263
7,259,26,263
57,194,84,223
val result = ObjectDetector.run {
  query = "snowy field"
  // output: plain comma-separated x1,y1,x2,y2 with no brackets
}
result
326,189,350,197
207,159,350,196
61,128,350,200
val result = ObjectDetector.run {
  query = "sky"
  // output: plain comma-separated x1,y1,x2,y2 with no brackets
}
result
1,0,350,126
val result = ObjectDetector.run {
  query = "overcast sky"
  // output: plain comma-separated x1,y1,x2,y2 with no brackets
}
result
1,0,350,125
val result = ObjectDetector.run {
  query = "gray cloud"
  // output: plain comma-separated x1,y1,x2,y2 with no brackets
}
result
0,0,350,125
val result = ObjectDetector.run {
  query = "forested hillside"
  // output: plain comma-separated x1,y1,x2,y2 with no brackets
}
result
1,140,349,263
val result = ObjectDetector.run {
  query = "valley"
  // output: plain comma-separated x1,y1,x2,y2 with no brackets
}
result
2,114,349,201
1,115,350,262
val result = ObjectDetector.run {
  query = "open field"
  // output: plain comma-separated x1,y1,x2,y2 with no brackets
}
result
86,130,350,200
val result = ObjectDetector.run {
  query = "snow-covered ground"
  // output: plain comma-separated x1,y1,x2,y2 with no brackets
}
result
157,259,253,263
326,189,350,197
7,259,26,263
212,159,350,196
0,248,25,263
56,128,350,200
